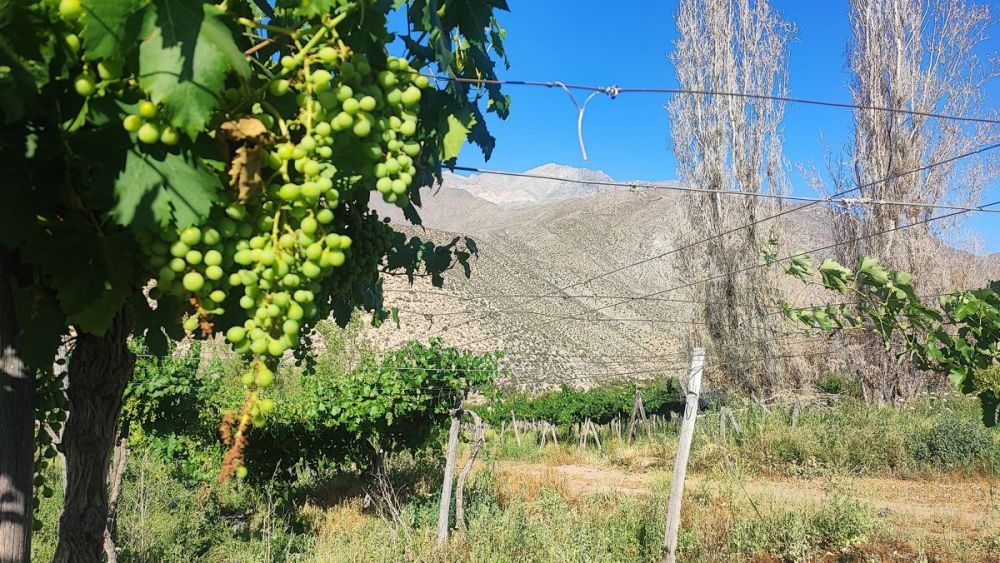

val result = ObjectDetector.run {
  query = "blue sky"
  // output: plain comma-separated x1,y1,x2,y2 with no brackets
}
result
442,0,1000,253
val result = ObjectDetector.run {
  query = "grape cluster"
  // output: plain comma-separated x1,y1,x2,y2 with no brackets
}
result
136,22,430,440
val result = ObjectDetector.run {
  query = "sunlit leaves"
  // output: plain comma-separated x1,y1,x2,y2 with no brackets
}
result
138,0,248,137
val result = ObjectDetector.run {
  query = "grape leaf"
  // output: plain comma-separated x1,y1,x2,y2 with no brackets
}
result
442,111,474,160
10,285,64,368
113,147,220,229
138,0,249,137
23,219,136,335
80,0,148,61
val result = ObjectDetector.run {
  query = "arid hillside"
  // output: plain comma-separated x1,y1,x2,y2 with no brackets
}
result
364,164,999,389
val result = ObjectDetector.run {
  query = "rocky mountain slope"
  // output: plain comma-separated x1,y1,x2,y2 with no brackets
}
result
361,164,997,389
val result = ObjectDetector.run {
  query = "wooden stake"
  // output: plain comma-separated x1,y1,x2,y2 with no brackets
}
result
436,409,462,546
662,348,705,563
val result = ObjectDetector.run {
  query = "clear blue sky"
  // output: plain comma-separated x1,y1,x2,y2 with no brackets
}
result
445,0,1000,253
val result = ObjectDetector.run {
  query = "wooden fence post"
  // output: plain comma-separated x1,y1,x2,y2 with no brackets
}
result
455,411,485,532
511,411,521,446
436,409,462,546
662,348,705,563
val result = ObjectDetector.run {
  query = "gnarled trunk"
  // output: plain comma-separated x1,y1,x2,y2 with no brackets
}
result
54,308,134,563
0,248,34,563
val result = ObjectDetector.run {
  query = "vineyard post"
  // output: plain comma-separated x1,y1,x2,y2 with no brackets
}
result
436,409,462,546
454,410,485,532
662,348,705,563
626,389,641,444
511,411,521,446
791,399,800,427
637,389,652,439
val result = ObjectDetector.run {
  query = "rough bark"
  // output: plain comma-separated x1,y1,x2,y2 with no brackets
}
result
54,308,134,563
0,248,34,563
435,409,462,546
454,411,485,531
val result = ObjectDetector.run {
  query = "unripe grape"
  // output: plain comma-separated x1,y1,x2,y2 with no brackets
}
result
259,249,276,266
169,258,186,273
301,182,321,201
316,208,334,224
160,127,180,146
94,60,122,81
236,465,250,480
241,372,255,386
137,122,160,145
269,79,290,97
266,339,286,357
414,75,430,89
403,142,421,157
358,95,377,112
185,250,203,265
399,120,416,137
58,0,83,21
122,115,143,133
280,55,298,70
337,85,353,101
229,273,242,286
339,235,352,249
278,183,300,201
342,97,360,114
355,60,372,76
74,74,96,97
352,119,371,138
183,316,199,332
328,251,345,267
391,179,407,195
182,271,205,292
386,89,402,106
302,261,321,278
234,250,253,265
258,398,275,414
375,177,392,194
250,338,267,354
202,228,220,245
209,289,226,303
300,216,318,235
283,274,301,288
138,100,158,119
205,265,224,281
318,46,337,63
282,319,300,336
401,86,421,107
315,121,332,137
378,71,398,89
64,33,81,54
277,143,295,160
287,301,304,321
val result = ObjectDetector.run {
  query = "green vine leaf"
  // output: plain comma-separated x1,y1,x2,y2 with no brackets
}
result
113,147,220,229
138,0,249,138
80,0,148,61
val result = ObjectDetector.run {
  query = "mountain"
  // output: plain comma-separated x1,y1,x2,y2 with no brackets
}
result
362,166,997,389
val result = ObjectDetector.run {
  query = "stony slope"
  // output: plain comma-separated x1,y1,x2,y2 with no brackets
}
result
362,165,997,389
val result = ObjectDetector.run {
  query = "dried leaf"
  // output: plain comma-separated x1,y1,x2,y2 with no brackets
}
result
228,145,264,202
220,117,271,143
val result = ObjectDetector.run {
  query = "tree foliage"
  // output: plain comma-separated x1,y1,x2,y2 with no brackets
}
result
775,250,1000,424
1,0,512,480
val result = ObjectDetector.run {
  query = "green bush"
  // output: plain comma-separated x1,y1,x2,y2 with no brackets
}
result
907,413,993,466
123,337,499,481
477,379,684,426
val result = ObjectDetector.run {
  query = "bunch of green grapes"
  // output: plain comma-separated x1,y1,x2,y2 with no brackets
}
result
136,22,430,444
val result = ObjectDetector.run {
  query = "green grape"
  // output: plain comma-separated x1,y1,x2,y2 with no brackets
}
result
227,326,246,344
185,250,203,265
160,127,180,146
138,100,158,119
137,122,160,145
64,33,81,54
97,61,123,81
269,79,291,97
236,466,249,479
122,115,143,133
183,316,199,332
58,0,83,21
74,74,96,97
182,272,205,292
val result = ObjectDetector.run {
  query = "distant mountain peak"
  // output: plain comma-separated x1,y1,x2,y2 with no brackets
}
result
446,163,621,207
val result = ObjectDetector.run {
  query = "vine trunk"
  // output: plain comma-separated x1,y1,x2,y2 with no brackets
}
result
54,308,134,563
0,248,34,563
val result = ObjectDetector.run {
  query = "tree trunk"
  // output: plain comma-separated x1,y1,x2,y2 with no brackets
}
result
54,308,134,563
0,248,35,563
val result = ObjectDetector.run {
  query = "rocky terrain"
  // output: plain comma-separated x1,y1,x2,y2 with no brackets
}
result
361,164,999,389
